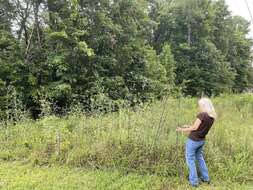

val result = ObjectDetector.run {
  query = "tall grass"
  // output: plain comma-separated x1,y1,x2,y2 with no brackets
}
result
0,94,253,184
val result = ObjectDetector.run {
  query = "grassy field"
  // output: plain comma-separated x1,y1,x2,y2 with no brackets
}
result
0,161,252,190
0,94,253,189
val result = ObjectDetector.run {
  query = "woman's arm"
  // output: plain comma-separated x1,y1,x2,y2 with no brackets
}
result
176,118,201,133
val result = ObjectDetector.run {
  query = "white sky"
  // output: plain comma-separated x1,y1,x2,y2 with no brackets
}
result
226,0,253,38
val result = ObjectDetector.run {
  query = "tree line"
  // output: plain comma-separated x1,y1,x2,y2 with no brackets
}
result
0,0,252,118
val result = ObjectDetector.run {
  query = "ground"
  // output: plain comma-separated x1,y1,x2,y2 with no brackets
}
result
0,162,252,190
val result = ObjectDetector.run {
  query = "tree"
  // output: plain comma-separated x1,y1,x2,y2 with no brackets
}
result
159,44,176,87
226,16,253,92
0,1,24,119
0,0,252,118
152,0,252,96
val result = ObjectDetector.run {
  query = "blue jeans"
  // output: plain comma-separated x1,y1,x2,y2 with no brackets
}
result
185,138,210,186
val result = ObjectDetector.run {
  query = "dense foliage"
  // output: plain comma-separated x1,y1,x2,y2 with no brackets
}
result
0,0,252,118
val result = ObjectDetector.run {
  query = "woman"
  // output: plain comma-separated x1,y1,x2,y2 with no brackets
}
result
176,98,217,187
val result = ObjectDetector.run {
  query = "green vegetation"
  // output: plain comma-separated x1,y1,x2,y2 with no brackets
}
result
0,162,251,190
1,0,253,188
0,94,253,189
0,0,253,118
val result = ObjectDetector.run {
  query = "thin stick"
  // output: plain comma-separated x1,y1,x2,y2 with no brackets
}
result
176,96,183,178
152,96,169,148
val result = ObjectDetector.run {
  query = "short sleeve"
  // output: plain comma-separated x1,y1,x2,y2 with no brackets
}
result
197,112,206,121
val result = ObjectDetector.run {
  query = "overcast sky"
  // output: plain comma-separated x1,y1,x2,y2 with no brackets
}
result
226,0,253,38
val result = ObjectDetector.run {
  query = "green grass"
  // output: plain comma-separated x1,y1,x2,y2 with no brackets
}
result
1,94,253,188
0,161,252,190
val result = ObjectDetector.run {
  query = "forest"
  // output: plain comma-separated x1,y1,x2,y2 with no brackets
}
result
1,0,253,120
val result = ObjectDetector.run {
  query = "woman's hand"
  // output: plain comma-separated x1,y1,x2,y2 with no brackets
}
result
176,127,183,132
176,125,189,132
176,119,201,133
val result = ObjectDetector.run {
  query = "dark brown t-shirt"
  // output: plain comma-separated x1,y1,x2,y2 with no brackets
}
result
189,112,214,141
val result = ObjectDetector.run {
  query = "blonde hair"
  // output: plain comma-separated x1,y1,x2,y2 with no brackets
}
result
198,98,217,119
